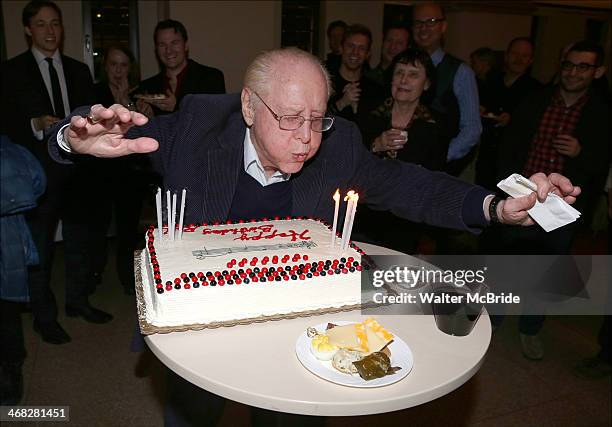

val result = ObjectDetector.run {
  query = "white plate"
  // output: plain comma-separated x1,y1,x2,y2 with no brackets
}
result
295,321,413,388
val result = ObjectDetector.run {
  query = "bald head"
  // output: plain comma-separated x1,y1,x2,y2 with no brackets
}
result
412,2,447,54
244,47,332,101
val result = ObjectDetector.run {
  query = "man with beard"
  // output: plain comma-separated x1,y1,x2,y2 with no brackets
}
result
495,40,610,361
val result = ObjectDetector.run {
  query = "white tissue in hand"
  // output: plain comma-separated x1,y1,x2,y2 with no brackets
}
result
497,174,580,232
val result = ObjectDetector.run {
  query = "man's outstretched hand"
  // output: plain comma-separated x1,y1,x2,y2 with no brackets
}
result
495,172,581,226
65,104,159,157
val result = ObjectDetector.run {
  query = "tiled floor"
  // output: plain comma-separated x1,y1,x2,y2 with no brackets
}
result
16,241,611,427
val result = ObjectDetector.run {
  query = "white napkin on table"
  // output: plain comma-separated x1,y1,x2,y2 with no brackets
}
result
497,173,581,232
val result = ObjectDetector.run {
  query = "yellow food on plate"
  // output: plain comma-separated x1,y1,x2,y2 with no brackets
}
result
310,334,338,361
326,317,394,355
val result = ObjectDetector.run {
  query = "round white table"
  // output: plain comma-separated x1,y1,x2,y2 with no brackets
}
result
145,243,491,416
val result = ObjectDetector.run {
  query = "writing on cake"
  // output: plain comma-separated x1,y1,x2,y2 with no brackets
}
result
201,224,311,242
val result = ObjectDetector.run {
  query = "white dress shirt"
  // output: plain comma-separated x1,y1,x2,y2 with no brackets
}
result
30,47,70,140
243,129,290,186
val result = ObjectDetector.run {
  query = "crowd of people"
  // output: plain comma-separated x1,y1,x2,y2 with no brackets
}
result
0,0,610,421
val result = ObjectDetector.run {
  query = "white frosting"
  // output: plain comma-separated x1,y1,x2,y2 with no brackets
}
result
141,219,364,327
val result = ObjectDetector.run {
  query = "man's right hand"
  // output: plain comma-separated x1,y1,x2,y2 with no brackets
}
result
336,82,361,111
65,104,158,158
33,115,60,132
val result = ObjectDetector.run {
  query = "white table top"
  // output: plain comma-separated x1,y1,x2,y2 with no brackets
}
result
145,243,491,416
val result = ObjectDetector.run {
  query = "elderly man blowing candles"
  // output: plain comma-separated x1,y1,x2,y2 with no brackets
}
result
50,48,579,240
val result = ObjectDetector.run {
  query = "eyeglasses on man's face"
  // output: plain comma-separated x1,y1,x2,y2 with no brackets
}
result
412,18,445,29
253,92,334,132
560,61,598,73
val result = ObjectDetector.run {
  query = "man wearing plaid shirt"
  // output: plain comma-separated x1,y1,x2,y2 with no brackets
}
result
494,40,610,360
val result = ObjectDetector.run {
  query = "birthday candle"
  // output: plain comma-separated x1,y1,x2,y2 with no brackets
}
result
340,190,355,252
155,188,162,240
171,193,177,241
178,189,186,240
343,192,359,251
331,189,340,247
166,190,171,239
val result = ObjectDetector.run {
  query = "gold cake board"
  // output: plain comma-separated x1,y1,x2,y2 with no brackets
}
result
134,252,373,335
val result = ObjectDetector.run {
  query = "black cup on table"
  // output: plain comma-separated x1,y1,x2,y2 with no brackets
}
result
431,282,488,336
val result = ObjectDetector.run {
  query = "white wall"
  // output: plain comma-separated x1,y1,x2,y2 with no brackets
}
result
320,1,384,68
163,0,281,93
444,11,533,62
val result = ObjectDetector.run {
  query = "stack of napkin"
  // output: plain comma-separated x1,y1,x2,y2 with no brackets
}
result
497,174,581,232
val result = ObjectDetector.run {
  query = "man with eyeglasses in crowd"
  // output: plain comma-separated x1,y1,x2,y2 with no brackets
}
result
48,47,580,426
412,2,482,177
494,40,610,361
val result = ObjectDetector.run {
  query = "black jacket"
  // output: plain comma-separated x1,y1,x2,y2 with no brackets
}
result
0,50,95,164
137,59,225,115
497,85,610,212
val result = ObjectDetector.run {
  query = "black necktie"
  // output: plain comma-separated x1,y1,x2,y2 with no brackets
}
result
45,57,65,118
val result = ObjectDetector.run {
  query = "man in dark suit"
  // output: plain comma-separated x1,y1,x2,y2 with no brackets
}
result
50,47,580,426
136,19,225,117
0,0,112,345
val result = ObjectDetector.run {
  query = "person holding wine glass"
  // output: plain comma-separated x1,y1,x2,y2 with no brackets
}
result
357,48,450,252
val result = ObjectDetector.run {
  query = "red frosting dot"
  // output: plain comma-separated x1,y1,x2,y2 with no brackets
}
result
174,278,181,284
342,268,348,274
165,285,172,291
303,255,309,261
180,273,187,279
184,284,191,289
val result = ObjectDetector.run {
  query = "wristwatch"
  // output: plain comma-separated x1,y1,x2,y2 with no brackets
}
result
488,196,502,224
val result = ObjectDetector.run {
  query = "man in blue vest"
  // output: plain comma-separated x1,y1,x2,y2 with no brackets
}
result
412,2,482,176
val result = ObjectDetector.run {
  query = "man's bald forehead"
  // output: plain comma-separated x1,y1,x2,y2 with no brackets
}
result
414,2,445,18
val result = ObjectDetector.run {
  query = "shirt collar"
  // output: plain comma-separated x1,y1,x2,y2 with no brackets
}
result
31,47,61,65
553,87,590,108
243,129,290,186
430,48,445,66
